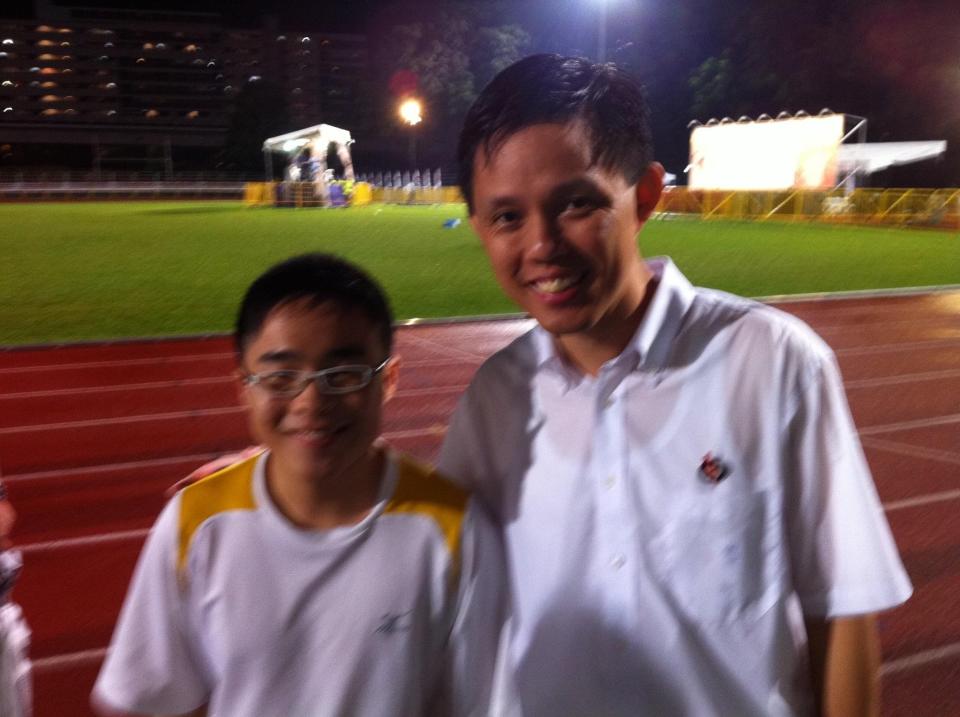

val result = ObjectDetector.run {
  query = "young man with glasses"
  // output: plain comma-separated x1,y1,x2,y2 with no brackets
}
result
93,253,505,717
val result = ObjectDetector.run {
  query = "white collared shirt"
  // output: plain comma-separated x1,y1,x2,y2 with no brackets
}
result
439,257,912,716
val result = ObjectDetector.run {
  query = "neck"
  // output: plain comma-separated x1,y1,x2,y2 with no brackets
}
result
556,270,658,376
265,446,385,531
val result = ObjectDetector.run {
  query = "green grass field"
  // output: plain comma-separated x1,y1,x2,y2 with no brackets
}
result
2,201,958,345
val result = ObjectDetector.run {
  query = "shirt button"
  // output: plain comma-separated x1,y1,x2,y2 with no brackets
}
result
603,397,615,409
604,475,617,489
610,555,626,570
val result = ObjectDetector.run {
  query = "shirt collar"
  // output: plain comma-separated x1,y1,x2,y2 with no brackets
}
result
531,256,697,378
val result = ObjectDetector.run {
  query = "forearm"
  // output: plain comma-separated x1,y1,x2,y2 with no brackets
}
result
805,614,881,717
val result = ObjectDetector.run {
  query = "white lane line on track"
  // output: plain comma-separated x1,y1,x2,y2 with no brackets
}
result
881,643,960,676
394,384,468,398
32,647,108,672
401,333,493,361
0,405,244,434
0,375,231,399
761,285,960,304
845,368,960,389
860,437,960,466
836,338,960,357
859,413,960,436
0,352,234,374
19,528,149,555
4,452,222,482
883,489,960,512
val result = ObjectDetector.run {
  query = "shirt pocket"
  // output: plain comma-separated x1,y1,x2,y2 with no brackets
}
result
646,493,787,627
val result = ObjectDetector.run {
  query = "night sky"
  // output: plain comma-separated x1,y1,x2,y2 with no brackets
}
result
3,0,958,183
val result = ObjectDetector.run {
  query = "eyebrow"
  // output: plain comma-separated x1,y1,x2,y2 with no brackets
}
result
479,178,602,214
254,346,369,365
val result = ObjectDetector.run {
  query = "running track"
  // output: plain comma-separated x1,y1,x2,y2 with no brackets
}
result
2,291,959,716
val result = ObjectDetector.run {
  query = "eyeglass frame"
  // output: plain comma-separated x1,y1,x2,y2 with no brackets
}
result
242,357,391,398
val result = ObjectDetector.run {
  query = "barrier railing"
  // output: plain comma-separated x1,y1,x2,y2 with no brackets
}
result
656,187,960,228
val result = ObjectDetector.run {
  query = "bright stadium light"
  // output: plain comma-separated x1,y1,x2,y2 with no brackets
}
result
399,97,423,171
398,98,422,126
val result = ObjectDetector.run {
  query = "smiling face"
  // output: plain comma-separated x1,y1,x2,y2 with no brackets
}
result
469,122,663,359
239,298,395,486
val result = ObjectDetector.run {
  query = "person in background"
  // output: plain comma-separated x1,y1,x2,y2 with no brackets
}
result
0,479,32,717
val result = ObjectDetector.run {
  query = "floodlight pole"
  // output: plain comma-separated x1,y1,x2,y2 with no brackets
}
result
598,0,608,62
262,147,271,182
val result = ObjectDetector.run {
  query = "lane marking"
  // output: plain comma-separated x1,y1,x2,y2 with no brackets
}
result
0,375,230,400
859,413,960,436
4,452,223,482
0,352,233,374
845,368,960,389
881,642,960,676
401,332,492,361
32,647,107,672
761,285,960,304
0,405,244,434
19,528,149,555
884,489,960,512
860,437,960,466
837,338,960,357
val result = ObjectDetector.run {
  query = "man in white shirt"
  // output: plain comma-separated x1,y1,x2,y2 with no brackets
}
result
438,53,912,716
94,254,505,717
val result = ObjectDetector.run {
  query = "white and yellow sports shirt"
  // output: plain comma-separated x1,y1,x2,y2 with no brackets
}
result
94,450,506,717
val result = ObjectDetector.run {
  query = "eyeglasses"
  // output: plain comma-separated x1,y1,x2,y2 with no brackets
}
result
244,358,390,398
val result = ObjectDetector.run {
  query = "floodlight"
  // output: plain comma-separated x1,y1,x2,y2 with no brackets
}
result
737,115,752,123
818,108,834,116
398,98,422,126
776,111,791,120
757,114,772,122
794,110,810,118
686,120,702,129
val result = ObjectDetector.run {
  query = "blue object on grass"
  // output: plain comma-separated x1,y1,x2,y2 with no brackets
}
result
442,218,462,229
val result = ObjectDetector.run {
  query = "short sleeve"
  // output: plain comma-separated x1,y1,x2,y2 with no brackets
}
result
93,497,210,714
442,499,512,717
438,393,482,491
784,353,912,617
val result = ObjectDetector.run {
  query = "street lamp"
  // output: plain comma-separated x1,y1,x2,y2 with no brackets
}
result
398,97,422,171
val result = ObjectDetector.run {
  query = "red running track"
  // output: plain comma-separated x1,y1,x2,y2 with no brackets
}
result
1,293,959,717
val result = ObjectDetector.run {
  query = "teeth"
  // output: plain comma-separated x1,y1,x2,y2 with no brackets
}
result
534,275,578,293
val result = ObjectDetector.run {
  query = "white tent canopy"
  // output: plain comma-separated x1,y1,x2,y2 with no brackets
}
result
837,141,947,175
262,124,353,155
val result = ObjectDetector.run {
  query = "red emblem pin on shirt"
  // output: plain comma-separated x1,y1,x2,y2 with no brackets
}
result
699,453,730,483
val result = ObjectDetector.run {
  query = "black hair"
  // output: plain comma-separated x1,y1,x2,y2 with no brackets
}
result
457,53,654,214
235,253,393,359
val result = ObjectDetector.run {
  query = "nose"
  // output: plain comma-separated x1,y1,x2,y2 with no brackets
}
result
289,378,334,414
527,211,565,261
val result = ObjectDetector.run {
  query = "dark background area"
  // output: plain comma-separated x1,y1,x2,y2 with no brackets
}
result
2,0,957,185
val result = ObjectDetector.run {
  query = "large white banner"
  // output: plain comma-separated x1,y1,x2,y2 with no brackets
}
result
688,115,844,190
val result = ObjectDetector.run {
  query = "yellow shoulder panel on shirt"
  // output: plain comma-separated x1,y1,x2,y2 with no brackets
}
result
384,454,469,564
177,455,258,575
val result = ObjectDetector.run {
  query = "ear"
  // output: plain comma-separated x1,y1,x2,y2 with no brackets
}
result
381,355,401,403
634,162,665,224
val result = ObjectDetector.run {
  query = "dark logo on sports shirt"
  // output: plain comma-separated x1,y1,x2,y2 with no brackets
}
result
376,611,414,634
699,453,731,484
